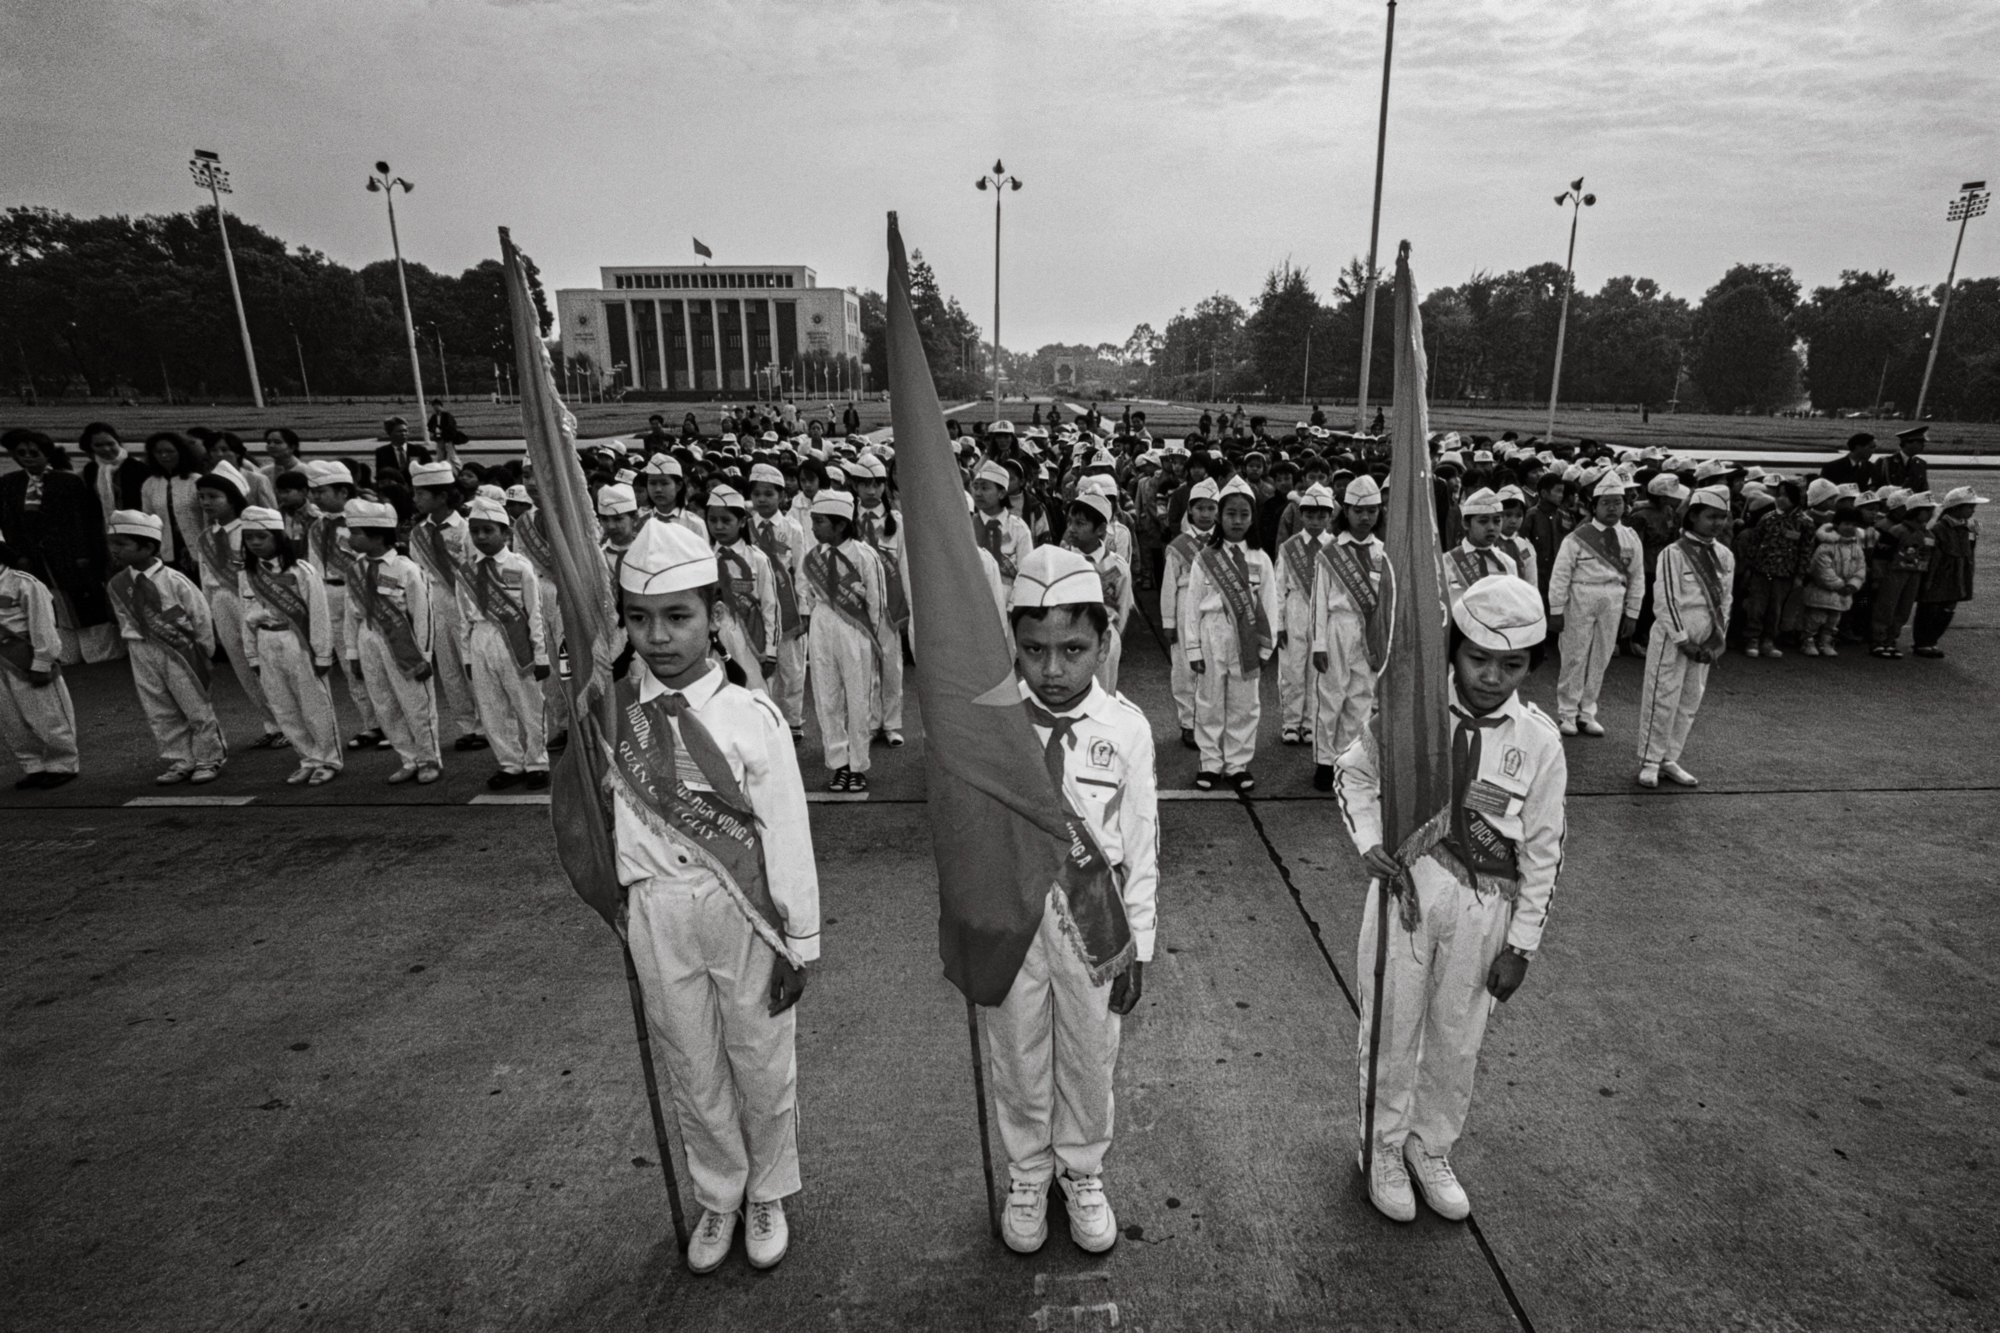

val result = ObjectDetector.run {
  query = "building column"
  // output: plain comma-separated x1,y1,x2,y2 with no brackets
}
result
711,300,725,391
767,298,778,395
681,301,696,391
740,299,754,390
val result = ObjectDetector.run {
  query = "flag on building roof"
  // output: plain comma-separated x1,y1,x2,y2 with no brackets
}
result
693,237,713,259
499,225,624,928
887,210,1073,1006
1376,239,1454,914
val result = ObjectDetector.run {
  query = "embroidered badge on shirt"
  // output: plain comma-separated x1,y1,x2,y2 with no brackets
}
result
1463,779,1516,818
1088,738,1115,769
1503,746,1524,778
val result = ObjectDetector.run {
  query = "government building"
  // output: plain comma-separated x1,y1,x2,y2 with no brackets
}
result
554,265,864,400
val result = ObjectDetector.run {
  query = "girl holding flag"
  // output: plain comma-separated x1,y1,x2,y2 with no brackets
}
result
237,506,342,785
1182,476,1279,792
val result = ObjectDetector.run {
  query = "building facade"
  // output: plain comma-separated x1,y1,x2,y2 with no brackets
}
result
555,265,862,400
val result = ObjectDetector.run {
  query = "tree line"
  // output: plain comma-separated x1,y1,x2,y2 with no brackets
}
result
1,205,553,403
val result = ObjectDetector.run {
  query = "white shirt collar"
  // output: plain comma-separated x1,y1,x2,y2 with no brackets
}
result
637,658,726,708
1016,676,1116,724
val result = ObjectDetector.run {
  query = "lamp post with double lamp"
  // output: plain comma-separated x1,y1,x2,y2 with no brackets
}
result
188,150,264,408
976,160,1022,420
365,161,430,445
1914,180,1990,424
1544,177,1596,443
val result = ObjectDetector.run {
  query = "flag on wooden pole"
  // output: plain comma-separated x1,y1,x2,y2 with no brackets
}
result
886,210,1069,1007
1376,239,1453,892
498,225,624,927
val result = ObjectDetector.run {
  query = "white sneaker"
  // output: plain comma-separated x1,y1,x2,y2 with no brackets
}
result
1558,719,1579,736
1637,764,1660,789
686,1207,737,1274
1359,1143,1416,1222
1001,1175,1049,1254
1059,1172,1119,1253
188,765,221,785
286,765,315,786
1403,1139,1471,1220
745,1199,789,1269
1661,761,1699,787
1579,718,1606,737
154,767,190,786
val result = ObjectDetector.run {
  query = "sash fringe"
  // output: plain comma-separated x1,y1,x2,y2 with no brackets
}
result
1047,884,1136,989
1390,806,1452,933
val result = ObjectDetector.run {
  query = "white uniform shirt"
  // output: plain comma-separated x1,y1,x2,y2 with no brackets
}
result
796,538,885,631
1180,538,1280,668
1310,532,1384,654
341,552,432,660
1274,529,1331,637
1442,540,1519,609
1332,683,1568,954
1654,536,1736,646
971,506,1036,583
455,546,550,668
1547,520,1646,620
237,558,335,669
612,661,822,963
1020,679,1160,963
110,560,215,654
0,567,62,672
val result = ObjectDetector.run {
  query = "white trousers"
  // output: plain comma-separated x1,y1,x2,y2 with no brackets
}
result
0,669,80,774
810,617,876,772
355,629,440,767
1094,626,1124,695
1277,596,1315,734
1635,622,1709,765
626,873,800,1213
322,585,381,734
1556,584,1625,725
1194,614,1261,775
210,591,282,738
869,620,905,733
985,892,1121,1185
772,631,808,731
252,629,342,769
465,622,547,773
1313,617,1376,765
130,641,226,770
1168,636,1195,730
428,598,481,740
1355,854,1511,1158
535,576,568,739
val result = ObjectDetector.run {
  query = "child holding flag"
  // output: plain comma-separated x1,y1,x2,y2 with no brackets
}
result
105,510,227,785
1159,476,1219,750
746,464,810,740
705,484,781,692
1335,574,1567,1224
1310,475,1386,791
0,540,81,788
798,490,883,792
236,507,341,785
1183,476,1278,792
1274,482,1337,747
1635,485,1735,789
341,499,441,785
611,516,820,1275
459,495,551,791
992,544,1156,1256
1546,473,1645,738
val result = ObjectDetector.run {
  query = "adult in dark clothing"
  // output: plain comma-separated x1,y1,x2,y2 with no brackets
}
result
373,416,432,480
841,403,862,436
79,422,149,516
1819,433,1882,489
1880,426,1929,493
0,430,112,659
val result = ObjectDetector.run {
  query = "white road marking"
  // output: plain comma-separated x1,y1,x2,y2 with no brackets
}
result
124,795,257,807
806,792,870,803
1156,789,1239,801
469,794,552,805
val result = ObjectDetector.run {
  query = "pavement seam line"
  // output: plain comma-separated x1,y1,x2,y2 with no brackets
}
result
1233,791,1539,1333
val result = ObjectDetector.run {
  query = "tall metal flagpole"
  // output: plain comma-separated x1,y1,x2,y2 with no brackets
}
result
189,151,264,409
1914,180,1990,424
1545,179,1596,443
1353,0,1396,435
977,162,1022,421
368,162,432,445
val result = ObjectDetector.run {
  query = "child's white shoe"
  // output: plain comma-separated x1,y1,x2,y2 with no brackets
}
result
745,1199,789,1269
1800,641,1820,656
1001,1175,1049,1254
154,767,190,786
1744,644,1760,658
1661,761,1699,787
1058,1172,1119,1253
1637,764,1661,789
1558,719,1579,737
686,1207,738,1274
1404,1138,1471,1220
1579,719,1606,737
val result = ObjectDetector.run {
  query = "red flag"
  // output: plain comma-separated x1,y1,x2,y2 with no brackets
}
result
1376,241,1453,881
887,212,1069,1006
499,226,624,928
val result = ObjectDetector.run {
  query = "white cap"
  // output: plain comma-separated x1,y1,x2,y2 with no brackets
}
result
614,468,638,486
1344,475,1383,506
304,460,353,488
108,508,164,541
1898,490,1935,511
239,505,285,533
1694,459,1733,482
854,455,888,481
811,490,856,521
749,463,785,486
476,484,506,502
760,431,781,444
1687,485,1731,512
643,454,684,477
343,498,398,529
1010,545,1103,609
1496,483,1529,506
989,419,1017,436
1459,487,1504,516
973,459,1011,487
618,512,718,597
1298,483,1337,510
596,483,638,517
1189,478,1221,503
1453,573,1547,651
1069,491,1114,524
706,484,747,511
1648,474,1690,500
1078,474,1118,499
504,484,532,505
1940,486,1991,508
199,459,250,499
466,496,511,526
1593,473,1628,499
1217,476,1255,503
410,461,456,488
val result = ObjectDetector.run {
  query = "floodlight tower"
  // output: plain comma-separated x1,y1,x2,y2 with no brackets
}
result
976,160,1022,421
189,149,264,408
1914,180,1990,424
366,161,430,444
1544,177,1596,443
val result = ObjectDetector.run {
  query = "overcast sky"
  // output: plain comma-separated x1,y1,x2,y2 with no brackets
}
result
7,0,1998,351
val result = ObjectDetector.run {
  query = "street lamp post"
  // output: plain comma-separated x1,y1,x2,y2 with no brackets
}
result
1914,180,1990,424
976,160,1023,420
1353,0,1396,435
289,324,313,404
430,324,451,401
1544,177,1596,443
365,161,431,445
188,150,264,408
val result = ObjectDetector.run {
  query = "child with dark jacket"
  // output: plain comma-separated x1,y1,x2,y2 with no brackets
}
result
1913,489,1988,657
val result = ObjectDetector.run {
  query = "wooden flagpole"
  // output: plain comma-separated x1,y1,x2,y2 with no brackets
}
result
1361,874,1393,1187
966,999,1002,1238
623,942,690,1249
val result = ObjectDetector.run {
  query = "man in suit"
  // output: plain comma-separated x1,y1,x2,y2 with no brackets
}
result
1819,433,1882,490
80,422,150,519
373,416,432,481
1880,426,1930,493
